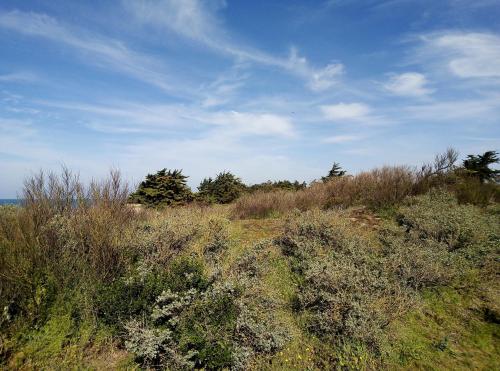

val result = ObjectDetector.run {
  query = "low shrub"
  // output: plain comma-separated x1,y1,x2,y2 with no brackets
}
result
454,177,500,206
123,270,288,369
398,190,492,252
129,211,201,269
203,217,231,258
276,210,414,350
94,270,169,328
165,256,210,293
247,180,306,193
379,227,457,290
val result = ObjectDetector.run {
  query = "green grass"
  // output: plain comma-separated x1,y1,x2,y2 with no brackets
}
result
387,285,499,370
2,192,499,370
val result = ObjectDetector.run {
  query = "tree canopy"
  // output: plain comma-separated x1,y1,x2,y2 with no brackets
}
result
197,171,246,204
129,169,192,206
322,162,346,182
463,151,499,183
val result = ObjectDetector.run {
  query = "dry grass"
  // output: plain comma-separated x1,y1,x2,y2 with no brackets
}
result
232,165,417,219
0,167,135,318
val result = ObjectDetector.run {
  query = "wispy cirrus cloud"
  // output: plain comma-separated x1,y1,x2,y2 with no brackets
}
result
124,0,344,91
403,96,500,121
35,98,296,138
0,10,191,96
0,71,40,83
416,31,500,80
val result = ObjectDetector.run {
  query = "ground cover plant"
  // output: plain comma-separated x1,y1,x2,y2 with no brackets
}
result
0,151,499,369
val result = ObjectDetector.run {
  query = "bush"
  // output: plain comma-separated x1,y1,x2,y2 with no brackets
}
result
398,190,492,251
247,180,306,193
233,166,418,219
123,271,288,370
454,177,500,206
124,281,238,369
379,227,457,290
129,169,193,207
276,210,414,349
129,210,201,269
165,256,210,293
0,169,133,323
203,217,231,258
94,271,169,328
197,172,246,204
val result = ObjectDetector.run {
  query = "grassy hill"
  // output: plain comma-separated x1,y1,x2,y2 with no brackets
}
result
0,168,498,370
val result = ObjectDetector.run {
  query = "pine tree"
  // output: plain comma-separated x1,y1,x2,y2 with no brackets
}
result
463,151,500,183
322,162,346,182
129,169,193,206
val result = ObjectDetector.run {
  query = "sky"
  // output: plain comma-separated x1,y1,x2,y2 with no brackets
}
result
1,0,499,197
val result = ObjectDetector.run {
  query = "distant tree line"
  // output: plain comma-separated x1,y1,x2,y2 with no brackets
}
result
128,150,499,207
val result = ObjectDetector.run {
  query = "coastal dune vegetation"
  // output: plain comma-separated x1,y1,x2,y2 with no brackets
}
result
0,149,499,369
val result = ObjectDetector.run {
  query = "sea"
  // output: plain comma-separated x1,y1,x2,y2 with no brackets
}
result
0,199,22,206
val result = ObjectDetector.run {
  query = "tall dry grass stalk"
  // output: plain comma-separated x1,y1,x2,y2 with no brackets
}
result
0,167,135,313
232,166,418,219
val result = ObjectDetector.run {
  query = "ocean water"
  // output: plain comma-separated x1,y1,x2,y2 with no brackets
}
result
0,199,22,206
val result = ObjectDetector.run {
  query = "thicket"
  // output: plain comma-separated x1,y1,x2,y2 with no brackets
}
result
275,190,498,358
247,180,306,193
197,172,246,204
233,149,500,219
127,149,498,211
1,150,498,369
0,170,289,369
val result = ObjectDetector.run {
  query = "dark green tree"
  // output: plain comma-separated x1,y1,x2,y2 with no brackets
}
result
322,162,346,182
463,151,500,183
247,180,307,193
197,171,246,204
129,169,193,206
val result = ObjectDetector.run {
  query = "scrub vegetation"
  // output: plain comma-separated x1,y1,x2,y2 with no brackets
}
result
0,149,499,370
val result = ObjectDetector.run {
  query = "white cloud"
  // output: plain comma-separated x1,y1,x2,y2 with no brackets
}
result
0,10,189,96
208,111,295,137
384,72,433,97
124,0,343,90
320,102,372,121
419,32,500,79
0,71,39,83
403,96,500,121
36,99,295,137
322,135,362,143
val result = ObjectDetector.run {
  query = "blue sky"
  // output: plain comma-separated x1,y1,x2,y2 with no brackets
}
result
1,0,499,197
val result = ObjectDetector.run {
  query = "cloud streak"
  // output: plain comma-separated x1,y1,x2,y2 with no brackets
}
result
0,10,192,97
35,99,296,138
417,31,500,80
124,0,344,90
